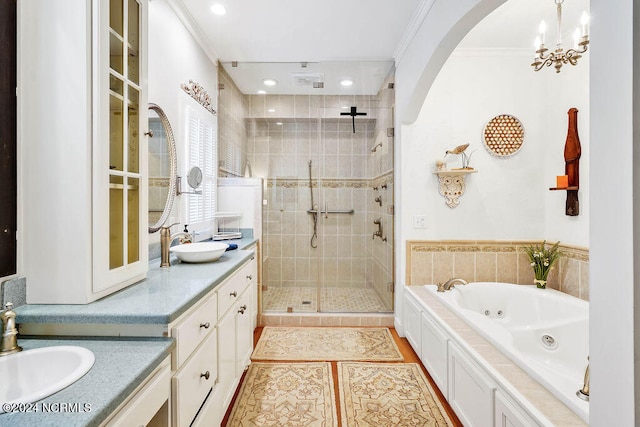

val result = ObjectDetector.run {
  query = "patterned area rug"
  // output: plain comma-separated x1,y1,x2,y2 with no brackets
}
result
338,362,454,427
251,327,404,361
226,362,337,427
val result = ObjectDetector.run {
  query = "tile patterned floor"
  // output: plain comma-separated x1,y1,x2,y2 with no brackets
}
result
262,286,392,313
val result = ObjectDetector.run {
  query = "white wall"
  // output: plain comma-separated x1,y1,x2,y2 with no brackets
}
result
394,0,636,425
406,48,588,244
148,0,219,239
589,0,636,425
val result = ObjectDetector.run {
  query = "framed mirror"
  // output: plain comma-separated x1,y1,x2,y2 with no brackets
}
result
148,103,177,233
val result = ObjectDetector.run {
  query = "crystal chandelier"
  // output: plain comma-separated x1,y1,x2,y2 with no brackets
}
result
531,0,590,73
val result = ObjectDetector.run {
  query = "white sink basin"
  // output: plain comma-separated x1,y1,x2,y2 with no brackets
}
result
170,241,229,263
0,346,95,411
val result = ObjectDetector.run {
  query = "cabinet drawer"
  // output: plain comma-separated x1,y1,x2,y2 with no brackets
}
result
172,292,217,368
173,329,218,427
103,357,170,427
217,261,252,317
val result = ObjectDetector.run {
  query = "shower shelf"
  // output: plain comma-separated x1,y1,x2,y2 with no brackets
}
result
306,209,355,215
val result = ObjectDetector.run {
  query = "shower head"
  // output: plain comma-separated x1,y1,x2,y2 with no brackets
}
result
370,142,383,153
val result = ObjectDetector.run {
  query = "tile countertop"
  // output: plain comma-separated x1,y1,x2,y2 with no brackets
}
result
15,238,257,325
0,336,175,427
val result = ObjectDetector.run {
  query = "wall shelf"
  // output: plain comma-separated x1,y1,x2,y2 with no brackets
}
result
433,169,477,208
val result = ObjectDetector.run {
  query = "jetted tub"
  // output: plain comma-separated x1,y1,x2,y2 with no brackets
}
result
424,282,589,422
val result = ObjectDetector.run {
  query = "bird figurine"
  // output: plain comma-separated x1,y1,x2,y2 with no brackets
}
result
444,143,475,169
444,143,469,156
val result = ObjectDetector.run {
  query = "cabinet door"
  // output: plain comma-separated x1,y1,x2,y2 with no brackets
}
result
404,292,422,356
494,390,541,427
217,307,237,411
236,286,254,376
173,330,217,427
448,342,496,427
421,311,449,398
93,0,149,294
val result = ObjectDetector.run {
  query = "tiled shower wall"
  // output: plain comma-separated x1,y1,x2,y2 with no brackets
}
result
216,63,395,311
218,65,248,177
245,92,394,311
406,240,589,301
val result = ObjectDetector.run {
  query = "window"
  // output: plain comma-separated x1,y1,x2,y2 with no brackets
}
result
185,105,217,233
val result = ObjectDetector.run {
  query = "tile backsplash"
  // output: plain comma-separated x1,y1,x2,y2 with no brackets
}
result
406,240,589,301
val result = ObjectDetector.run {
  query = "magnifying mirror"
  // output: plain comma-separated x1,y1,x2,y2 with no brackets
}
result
187,166,203,189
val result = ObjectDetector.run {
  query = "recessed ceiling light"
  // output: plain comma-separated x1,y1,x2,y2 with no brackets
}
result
267,109,276,113
210,4,227,15
340,79,354,87
257,90,266,95
276,122,283,126
263,78,277,87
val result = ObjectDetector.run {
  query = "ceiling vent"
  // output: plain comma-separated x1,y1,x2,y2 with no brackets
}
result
291,73,324,87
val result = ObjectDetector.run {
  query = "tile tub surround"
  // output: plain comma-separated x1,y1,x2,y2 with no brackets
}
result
406,240,589,301
407,286,587,426
15,241,256,331
0,337,174,426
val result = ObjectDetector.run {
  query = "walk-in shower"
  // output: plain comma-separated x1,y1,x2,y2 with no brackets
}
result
224,59,396,315
252,100,395,314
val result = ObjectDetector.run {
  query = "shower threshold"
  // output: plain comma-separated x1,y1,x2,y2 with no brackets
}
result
262,286,391,313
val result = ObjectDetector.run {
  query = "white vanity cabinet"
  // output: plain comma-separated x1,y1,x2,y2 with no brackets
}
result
192,257,256,427
19,0,149,304
170,290,218,427
102,357,171,427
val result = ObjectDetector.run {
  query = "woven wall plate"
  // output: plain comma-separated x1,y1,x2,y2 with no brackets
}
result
483,114,524,157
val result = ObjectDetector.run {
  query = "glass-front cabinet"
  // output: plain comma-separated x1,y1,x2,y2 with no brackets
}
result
19,0,148,303
96,0,148,293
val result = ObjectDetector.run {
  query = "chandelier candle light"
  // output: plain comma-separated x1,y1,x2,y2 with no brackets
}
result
532,0,589,73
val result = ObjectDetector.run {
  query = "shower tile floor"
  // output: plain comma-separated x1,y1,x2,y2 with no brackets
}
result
262,286,391,313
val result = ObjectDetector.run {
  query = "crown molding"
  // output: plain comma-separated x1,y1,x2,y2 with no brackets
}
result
165,0,220,66
393,0,436,63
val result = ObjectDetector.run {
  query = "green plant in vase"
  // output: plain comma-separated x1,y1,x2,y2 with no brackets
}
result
523,241,560,289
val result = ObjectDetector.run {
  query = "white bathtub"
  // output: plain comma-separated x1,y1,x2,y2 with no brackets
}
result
425,282,589,422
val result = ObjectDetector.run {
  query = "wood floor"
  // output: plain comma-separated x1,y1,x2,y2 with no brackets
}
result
222,326,463,426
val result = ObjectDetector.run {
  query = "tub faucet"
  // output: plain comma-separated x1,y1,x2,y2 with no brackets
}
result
576,357,590,401
160,223,192,267
437,278,468,292
0,302,22,356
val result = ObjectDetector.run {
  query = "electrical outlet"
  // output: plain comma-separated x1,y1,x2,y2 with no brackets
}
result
413,215,427,229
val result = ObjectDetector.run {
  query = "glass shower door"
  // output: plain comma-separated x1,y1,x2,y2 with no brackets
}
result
314,106,394,313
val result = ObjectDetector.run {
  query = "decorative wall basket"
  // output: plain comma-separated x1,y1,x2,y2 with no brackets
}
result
483,114,524,157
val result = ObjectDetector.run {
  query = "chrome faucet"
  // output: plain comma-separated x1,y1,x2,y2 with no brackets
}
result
160,223,192,267
577,357,590,401
437,278,468,292
0,302,22,356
